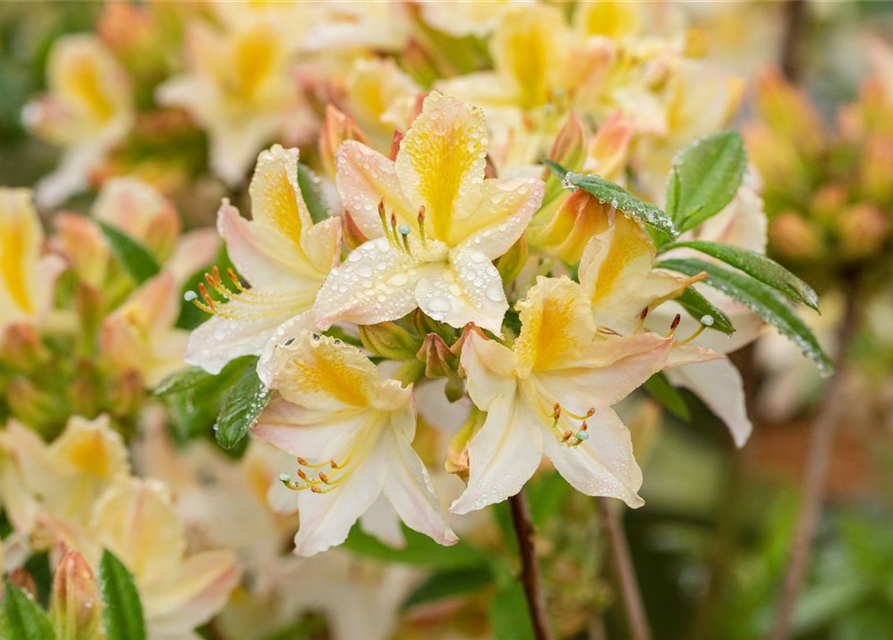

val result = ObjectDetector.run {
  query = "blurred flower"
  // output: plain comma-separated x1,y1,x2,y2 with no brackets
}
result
312,92,544,334
157,19,314,185
255,330,457,556
0,188,65,333
49,549,103,640
23,35,133,207
186,145,341,374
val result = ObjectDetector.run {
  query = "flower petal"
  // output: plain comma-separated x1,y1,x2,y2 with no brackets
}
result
542,408,643,507
666,359,753,447
459,329,517,409
450,393,542,515
382,428,457,546
253,395,363,459
312,238,426,329
453,176,543,256
537,333,672,408
360,494,406,548
514,276,596,376
395,92,487,243
415,254,506,335
293,437,389,557
335,141,415,239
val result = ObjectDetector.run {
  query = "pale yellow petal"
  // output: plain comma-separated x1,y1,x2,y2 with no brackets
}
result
394,92,488,243
514,276,595,377
0,188,42,316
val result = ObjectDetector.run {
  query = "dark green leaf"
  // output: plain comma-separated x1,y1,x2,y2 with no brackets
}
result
98,221,161,285
666,131,747,231
644,372,691,421
675,286,736,335
155,366,214,396
0,583,54,640
99,549,147,640
657,258,833,376
527,471,572,526
562,172,678,239
343,524,486,569
214,362,270,449
660,240,820,311
403,566,493,609
297,163,330,223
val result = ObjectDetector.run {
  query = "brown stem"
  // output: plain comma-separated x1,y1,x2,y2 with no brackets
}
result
769,278,861,640
597,497,651,640
509,490,554,640
781,0,807,81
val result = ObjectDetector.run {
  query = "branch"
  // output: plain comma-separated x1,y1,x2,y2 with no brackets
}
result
770,277,861,640
597,497,651,640
509,490,554,640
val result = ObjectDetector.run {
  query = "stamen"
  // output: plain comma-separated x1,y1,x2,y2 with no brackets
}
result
666,313,681,337
378,199,394,245
681,321,708,344
417,206,428,248
399,222,413,256
634,307,649,333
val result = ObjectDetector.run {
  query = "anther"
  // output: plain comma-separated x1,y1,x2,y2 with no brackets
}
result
417,206,428,248
319,471,331,484
667,313,681,336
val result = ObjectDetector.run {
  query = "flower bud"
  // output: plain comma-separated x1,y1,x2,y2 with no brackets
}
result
53,214,110,288
7,568,37,598
768,212,822,261
319,105,371,180
859,136,893,204
755,68,824,156
359,321,422,361
108,369,145,417
92,178,181,260
527,190,609,263
0,323,46,372
583,111,633,180
840,203,889,261
549,112,588,174
445,406,486,480
416,333,460,379
50,550,103,640
495,236,529,285
7,378,59,433
809,182,847,226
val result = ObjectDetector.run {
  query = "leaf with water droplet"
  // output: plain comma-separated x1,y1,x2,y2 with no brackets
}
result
215,361,271,449
561,172,679,239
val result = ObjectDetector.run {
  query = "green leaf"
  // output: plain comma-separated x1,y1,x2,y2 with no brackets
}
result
402,566,493,609
675,286,736,335
644,372,691,421
660,240,820,311
0,583,55,640
98,221,161,285
562,171,679,239
155,366,214,396
297,163,330,223
666,131,747,231
657,258,833,376
489,580,535,640
98,549,146,640
214,362,270,449
343,524,486,569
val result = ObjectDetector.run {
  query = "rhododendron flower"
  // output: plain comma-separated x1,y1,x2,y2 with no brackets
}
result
89,479,240,640
254,331,457,556
157,21,314,186
0,189,65,333
312,91,544,334
453,276,718,514
22,35,133,207
101,271,190,387
186,145,341,374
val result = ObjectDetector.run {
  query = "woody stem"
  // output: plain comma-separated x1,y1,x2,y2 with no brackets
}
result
509,489,554,640
597,497,651,640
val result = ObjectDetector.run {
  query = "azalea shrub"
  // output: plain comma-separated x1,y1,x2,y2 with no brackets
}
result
1,2,891,640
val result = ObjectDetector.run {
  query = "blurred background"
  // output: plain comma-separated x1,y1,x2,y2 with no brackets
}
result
3,2,893,639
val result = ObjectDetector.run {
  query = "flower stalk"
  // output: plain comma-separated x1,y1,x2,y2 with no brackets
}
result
509,489,553,640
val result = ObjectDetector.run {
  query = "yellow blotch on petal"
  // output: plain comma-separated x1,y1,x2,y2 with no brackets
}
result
0,189,41,315
514,276,596,377
271,333,381,409
492,5,566,109
574,0,640,40
232,26,281,105
396,92,488,243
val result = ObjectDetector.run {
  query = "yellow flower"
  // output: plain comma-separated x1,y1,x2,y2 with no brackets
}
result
453,276,712,513
255,331,457,556
0,189,65,333
23,35,133,207
312,92,544,334
186,145,341,374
